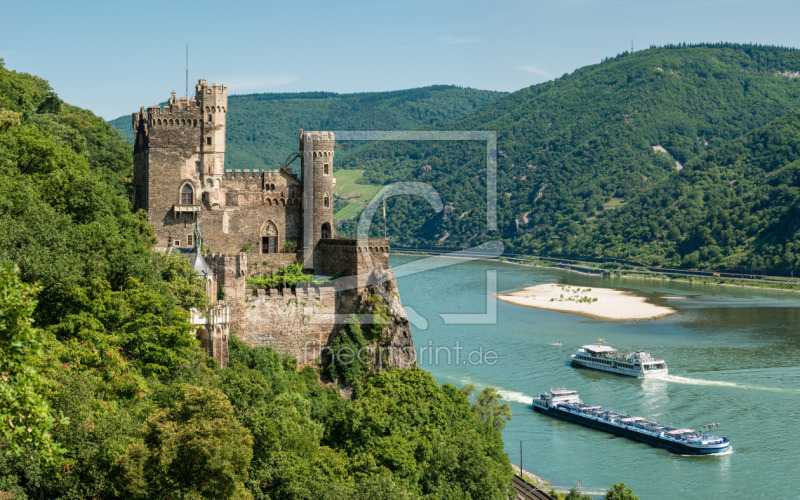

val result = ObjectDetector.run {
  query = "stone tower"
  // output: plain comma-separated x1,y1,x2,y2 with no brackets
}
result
197,80,227,209
132,79,228,248
300,130,335,270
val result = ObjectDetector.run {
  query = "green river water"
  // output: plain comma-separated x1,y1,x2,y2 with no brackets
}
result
390,255,800,499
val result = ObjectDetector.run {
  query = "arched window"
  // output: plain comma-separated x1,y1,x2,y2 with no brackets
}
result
180,183,194,204
323,193,330,208
261,220,279,254
321,222,331,239
208,114,212,122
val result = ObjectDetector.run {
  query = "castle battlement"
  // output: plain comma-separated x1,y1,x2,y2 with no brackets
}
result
301,131,335,152
198,79,227,95
317,238,390,253
249,282,336,300
131,80,227,131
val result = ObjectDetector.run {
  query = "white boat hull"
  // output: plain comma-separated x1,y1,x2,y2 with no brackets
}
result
570,356,668,378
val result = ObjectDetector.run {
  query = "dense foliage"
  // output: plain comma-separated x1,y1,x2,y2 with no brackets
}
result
1,61,513,498
334,44,800,274
110,85,507,171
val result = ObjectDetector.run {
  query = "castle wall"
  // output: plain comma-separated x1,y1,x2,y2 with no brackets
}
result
193,169,303,254
205,249,413,369
241,286,336,365
315,238,390,277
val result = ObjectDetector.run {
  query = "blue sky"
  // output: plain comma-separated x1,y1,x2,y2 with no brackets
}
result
2,0,798,120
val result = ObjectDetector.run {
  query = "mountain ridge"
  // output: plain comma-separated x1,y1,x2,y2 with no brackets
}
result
109,84,507,170
335,43,800,274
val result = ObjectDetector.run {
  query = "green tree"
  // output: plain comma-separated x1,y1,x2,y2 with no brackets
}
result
0,263,61,462
565,487,592,500
605,482,638,500
462,385,513,431
129,384,253,499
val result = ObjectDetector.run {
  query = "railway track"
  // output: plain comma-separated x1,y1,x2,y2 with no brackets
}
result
512,474,554,500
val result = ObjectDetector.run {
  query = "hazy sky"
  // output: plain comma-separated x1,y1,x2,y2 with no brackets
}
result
2,0,797,119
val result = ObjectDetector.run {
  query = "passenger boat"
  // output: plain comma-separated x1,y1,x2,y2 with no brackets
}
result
532,389,730,455
570,340,667,378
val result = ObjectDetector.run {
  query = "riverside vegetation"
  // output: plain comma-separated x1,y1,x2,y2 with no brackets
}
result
0,61,515,498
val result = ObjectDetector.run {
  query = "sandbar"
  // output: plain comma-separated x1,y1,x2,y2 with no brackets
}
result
496,283,675,321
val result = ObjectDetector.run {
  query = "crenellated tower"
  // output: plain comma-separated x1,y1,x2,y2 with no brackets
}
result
131,79,228,248
300,130,336,270
196,79,228,208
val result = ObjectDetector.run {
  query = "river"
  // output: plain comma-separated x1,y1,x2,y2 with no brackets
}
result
390,254,800,499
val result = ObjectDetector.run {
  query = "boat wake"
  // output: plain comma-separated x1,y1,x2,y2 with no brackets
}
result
497,389,535,405
651,374,740,388
453,377,534,405
650,374,799,393
682,447,733,457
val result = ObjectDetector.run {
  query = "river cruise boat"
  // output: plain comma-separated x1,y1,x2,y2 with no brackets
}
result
571,341,667,378
532,389,730,455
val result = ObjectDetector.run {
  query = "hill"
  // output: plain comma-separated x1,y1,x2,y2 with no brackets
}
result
335,44,800,274
110,85,507,170
581,109,800,272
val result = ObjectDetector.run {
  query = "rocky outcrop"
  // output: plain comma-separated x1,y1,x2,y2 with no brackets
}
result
336,268,416,371
368,269,416,371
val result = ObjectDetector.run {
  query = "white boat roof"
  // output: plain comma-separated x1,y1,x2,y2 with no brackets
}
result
620,417,645,423
550,388,579,396
666,428,694,435
582,344,617,353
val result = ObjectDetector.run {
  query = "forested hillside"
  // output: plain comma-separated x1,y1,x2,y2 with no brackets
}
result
578,110,800,272
110,85,507,170
1,61,512,498
335,44,800,274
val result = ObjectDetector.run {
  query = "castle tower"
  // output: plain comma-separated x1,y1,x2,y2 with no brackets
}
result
196,79,228,208
131,79,227,249
300,130,335,271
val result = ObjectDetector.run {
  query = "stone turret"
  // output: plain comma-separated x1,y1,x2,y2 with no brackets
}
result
196,79,228,209
300,130,335,270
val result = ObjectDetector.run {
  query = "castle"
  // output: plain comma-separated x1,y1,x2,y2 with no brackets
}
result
131,79,414,369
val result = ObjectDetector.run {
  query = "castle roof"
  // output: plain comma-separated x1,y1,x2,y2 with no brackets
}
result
170,247,214,278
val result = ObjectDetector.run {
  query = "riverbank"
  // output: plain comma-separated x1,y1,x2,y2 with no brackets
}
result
512,464,549,488
496,283,675,321
390,251,800,293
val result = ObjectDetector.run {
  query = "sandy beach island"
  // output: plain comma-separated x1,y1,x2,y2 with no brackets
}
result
496,283,675,321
